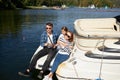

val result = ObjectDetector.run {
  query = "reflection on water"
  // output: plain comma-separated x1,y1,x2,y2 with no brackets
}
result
0,8,120,38
0,10,22,38
0,8,120,80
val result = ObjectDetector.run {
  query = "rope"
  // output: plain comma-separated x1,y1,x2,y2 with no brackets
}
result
98,38,106,80
72,61,79,78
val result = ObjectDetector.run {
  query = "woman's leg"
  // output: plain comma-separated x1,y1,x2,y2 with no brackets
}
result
51,53,69,73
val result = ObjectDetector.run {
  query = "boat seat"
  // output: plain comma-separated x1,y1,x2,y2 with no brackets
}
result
74,18,120,51
74,18,120,38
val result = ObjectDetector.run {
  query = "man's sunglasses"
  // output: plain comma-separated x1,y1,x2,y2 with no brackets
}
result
46,27,52,29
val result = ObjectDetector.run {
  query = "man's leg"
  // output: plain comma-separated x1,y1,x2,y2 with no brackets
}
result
42,48,57,72
37,48,57,79
18,47,49,77
29,47,49,71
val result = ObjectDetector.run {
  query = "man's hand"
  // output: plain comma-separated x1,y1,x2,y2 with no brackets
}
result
44,43,55,48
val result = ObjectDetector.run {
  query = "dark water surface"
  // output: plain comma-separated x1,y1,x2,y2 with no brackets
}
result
0,7,120,80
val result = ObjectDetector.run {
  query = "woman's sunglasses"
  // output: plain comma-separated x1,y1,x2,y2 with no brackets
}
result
65,33,71,38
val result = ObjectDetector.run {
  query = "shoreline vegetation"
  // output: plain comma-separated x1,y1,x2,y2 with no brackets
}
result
0,0,120,10
23,6,119,10
26,5,68,10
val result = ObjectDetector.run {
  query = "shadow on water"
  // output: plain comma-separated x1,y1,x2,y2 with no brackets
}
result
17,69,58,80
31,70,58,80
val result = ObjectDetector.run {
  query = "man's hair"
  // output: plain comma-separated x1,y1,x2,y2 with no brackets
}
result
46,22,53,27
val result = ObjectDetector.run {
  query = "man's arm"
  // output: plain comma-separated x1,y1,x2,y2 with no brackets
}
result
40,32,47,47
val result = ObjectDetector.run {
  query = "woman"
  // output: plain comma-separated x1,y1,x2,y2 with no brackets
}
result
43,30,74,80
55,26,68,49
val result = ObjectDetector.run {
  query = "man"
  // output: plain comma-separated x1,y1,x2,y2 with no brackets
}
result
18,22,58,79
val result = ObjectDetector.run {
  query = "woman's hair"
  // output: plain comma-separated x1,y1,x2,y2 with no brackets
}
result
61,26,68,32
67,31,73,42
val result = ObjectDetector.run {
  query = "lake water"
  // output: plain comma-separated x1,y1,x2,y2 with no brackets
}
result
0,7,120,80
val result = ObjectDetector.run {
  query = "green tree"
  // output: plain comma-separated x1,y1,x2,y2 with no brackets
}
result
0,0,120,9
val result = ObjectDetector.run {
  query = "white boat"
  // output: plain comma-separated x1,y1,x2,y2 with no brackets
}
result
32,18,120,80
56,18,120,80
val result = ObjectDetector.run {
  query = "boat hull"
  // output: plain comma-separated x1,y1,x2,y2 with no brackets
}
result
56,44,120,80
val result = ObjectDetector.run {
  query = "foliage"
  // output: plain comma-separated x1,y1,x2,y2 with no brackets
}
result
20,0,120,8
0,0,120,9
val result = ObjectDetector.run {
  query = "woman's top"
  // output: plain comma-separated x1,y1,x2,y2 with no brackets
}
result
57,34,73,55
58,41,73,55
58,34,65,42
57,34,65,49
